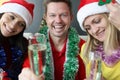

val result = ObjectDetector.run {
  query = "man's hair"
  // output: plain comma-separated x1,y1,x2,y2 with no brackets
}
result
44,0,72,14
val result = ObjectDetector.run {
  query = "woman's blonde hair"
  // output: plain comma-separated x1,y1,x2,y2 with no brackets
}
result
82,13,120,63
104,15,120,55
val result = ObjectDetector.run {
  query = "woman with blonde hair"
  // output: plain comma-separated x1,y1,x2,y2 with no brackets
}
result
77,0,120,80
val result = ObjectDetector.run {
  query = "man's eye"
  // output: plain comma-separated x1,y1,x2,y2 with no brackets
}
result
61,14,68,17
49,15,55,18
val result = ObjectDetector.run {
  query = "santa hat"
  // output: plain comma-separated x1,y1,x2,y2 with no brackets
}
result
0,0,34,28
77,0,109,31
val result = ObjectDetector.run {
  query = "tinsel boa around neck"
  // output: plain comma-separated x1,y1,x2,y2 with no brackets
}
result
39,26,80,80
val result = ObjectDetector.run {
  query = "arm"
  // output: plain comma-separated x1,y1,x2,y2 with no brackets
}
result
106,2,120,31
79,38,86,52
20,56,44,80
79,43,90,79
77,55,86,80
77,40,86,80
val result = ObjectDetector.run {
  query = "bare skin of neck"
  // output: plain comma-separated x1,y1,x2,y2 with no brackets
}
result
50,34,67,52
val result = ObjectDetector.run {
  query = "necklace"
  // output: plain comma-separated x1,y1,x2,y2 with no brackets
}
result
39,26,80,80
96,45,120,65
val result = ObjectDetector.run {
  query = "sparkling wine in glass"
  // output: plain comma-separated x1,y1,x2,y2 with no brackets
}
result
28,33,46,75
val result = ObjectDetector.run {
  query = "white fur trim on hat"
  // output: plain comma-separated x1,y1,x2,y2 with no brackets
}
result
0,3,32,28
77,2,109,31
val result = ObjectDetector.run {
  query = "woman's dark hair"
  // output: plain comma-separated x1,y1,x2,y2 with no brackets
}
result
10,28,28,52
0,13,28,80
0,13,4,18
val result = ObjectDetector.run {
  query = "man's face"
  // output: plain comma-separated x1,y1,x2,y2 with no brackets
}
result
45,2,73,38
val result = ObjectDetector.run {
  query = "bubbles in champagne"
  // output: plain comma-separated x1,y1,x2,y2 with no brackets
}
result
28,44,46,75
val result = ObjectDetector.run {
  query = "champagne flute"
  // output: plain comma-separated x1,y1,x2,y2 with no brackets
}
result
28,33,46,75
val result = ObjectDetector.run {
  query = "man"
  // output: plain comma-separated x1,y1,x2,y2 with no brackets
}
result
19,0,86,80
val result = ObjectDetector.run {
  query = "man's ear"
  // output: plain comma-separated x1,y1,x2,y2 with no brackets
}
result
71,14,73,21
43,14,46,20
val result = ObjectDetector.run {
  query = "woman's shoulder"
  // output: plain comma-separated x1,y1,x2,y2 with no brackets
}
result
80,43,86,55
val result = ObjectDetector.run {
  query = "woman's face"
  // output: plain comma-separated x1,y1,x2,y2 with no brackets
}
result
0,12,26,37
83,14,108,42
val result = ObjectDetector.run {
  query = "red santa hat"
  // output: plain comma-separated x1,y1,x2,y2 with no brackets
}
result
77,0,109,31
0,0,34,28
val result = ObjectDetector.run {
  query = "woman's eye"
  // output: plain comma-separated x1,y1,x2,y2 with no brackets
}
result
85,27,91,31
10,15,15,20
18,22,26,28
86,27,91,30
93,18,101,24
84,25,91,31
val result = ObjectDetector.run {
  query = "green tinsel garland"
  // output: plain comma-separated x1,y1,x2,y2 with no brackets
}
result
39,26,80,80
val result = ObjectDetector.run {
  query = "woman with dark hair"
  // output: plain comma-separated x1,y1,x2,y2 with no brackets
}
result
0,0,34,80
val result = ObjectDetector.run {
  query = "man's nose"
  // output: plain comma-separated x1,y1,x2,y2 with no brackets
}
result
55,16,62,23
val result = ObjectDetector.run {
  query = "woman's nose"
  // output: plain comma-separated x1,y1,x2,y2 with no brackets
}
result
91,26,99,34
9,21,17,29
